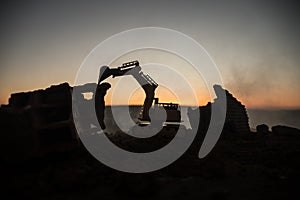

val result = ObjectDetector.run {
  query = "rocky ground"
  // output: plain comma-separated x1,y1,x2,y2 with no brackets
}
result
2,126,300,200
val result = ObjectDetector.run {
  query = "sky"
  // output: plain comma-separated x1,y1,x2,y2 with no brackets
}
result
1,0,299,108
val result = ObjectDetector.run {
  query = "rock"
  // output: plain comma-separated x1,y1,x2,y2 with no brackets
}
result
256,124,269,134
272,125,300,137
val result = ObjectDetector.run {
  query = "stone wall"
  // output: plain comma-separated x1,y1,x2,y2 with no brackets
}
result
0,83,78,161
215,85,250,133
188,85,250,135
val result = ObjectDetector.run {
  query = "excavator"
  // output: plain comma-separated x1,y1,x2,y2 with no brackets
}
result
97,60,181,128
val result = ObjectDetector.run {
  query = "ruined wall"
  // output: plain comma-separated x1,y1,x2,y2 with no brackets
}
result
214,85,250,133
0,83,78,161
189,85,250,135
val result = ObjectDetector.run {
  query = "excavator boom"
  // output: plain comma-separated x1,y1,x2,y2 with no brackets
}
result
98,61,158,121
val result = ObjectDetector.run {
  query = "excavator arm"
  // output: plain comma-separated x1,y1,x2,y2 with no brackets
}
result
98,61,158,121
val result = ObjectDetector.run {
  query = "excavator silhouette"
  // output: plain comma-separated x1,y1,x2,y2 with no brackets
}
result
97,60,181,129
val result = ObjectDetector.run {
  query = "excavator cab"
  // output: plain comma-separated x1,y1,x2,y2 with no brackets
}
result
152,98,181,123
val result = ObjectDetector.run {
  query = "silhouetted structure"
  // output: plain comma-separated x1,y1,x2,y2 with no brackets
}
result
0,82,251,161
220,85,250,133
0,83,78,161
188,85,250,135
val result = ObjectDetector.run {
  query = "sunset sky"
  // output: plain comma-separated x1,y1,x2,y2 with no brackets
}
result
1,0,299,108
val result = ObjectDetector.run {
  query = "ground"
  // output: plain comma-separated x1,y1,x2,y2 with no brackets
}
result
2,127,300,200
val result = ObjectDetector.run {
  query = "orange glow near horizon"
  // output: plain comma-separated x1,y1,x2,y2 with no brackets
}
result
1,75,299,109
0,96,8,105
104,85,213,107
129,86,180,106
1,84,300,109
104,86,182,106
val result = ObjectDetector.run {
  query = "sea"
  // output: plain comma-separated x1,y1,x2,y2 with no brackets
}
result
104,106,300,133
247,109,300,130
